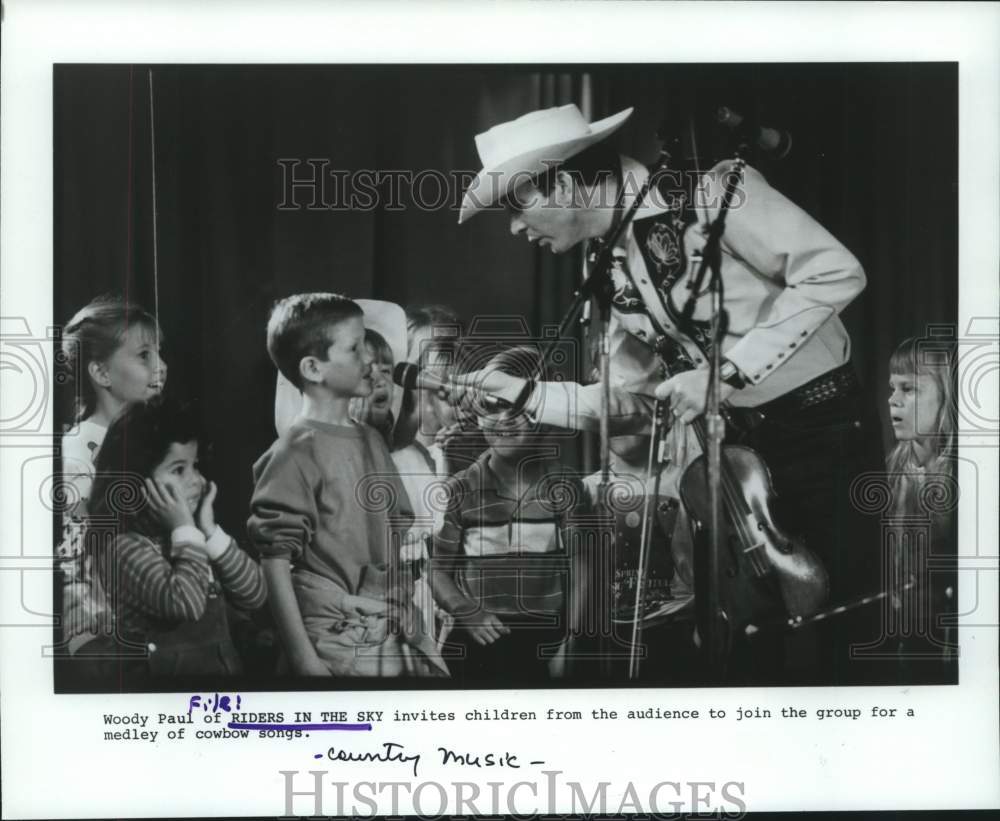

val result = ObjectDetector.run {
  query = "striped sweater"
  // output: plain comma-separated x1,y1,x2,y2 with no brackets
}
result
431,453,594,618
95,524,266,635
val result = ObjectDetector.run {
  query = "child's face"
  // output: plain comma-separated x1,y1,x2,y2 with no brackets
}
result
478,405,540,458
95,325,167,404
307,316,374,398
366,344,394,422
888,372,942,442
151,440,205,514
610,434,652,465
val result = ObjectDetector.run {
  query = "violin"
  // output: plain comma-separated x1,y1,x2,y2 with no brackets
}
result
677,405,829,655
646,125,828,669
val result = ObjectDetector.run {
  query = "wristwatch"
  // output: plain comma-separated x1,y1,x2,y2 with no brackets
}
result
719,359,747,390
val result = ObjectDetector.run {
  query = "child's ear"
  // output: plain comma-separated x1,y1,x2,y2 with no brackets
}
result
299,356,321,385
88,360,111,388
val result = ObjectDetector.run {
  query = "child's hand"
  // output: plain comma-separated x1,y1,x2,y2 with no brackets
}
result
292,653,332,677
433,421,464,451
144,478,195,530
196,481,218,538
343,594,388,617
457,612,509,646
399,529,428,563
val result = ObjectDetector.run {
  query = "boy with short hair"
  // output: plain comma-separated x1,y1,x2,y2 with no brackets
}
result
248,292,445,677
429,346,594,682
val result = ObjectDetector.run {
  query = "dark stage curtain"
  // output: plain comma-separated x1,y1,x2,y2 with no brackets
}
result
54,64,957,537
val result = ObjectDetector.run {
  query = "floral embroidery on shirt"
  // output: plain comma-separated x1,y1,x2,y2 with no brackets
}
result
645,219,684,275
633,203,717,358
609,249,645,314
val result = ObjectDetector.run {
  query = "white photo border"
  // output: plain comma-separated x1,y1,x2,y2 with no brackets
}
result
1,1,997,817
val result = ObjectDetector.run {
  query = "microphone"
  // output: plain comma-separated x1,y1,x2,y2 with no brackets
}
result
716,106,793,159
393,361,451,399
392,362,511,413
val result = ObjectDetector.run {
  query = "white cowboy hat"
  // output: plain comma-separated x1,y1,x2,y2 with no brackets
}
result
458,103,633,224
274,298,408,436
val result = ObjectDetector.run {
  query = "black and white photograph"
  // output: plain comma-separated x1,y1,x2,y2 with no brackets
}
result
51,60,960,692
1,2,997,818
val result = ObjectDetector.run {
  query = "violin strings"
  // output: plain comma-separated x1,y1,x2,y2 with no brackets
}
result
693,419,767,577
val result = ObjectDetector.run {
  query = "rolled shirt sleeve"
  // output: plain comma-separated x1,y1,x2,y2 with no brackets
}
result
247,444,317,563
525,315,660,435
209,527,268,611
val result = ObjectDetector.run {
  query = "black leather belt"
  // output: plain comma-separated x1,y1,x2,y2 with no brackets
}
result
725,363,861,431
756,362,861,417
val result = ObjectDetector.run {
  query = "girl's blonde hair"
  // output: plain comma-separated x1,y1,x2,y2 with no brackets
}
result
886,337,957,516
60,295,161,424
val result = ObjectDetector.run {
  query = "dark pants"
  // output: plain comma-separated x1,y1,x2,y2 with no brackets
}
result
446,619,564,685
723,388,888,684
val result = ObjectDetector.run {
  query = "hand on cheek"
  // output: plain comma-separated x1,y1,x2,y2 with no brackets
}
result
144,478,195,530
196,481,218,539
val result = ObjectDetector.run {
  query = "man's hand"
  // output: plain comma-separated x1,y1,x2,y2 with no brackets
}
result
448,368,526,406
456,612,510,646
654,368,735,424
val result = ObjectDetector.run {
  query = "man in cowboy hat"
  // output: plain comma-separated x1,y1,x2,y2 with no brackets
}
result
454,103,887,684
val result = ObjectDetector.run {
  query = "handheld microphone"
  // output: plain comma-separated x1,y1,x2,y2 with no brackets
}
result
716,106,793,159
392,362,511,413
393,361,450,397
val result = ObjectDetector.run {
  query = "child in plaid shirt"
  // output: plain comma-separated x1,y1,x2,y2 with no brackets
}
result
430,346,595,682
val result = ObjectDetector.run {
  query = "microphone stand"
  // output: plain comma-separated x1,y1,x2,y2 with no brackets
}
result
535,151,669,678
675,155,745,677
539,150,672,481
